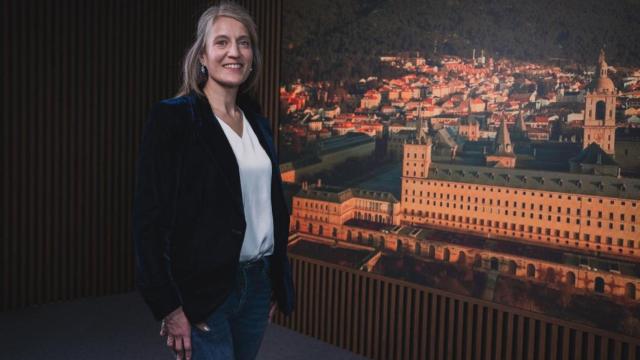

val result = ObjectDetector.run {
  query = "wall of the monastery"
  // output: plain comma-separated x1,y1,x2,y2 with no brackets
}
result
290,215,640,301
399,179,640,259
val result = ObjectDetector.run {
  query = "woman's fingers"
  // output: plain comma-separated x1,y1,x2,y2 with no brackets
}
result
174,336,184,359
183,335,193,360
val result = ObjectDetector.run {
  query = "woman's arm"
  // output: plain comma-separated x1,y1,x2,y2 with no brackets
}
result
133,102,183,321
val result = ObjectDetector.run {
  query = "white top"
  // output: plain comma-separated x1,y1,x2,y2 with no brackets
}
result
215,112,274,262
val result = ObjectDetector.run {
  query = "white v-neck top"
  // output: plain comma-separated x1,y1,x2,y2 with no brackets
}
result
215,112,274,262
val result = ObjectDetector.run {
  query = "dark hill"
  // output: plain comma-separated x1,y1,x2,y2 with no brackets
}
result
282,0,640,82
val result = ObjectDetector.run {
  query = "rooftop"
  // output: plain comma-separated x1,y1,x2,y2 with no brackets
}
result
426,162,640,199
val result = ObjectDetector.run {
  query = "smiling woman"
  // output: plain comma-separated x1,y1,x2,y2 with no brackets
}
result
133,2,294,360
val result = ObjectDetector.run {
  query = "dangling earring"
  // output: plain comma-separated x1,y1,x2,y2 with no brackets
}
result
200,63,208,75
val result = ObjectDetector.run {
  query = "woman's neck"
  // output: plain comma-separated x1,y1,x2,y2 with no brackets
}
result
203,81,239,115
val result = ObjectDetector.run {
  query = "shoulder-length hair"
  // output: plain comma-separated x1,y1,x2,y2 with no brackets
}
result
176,2,261,98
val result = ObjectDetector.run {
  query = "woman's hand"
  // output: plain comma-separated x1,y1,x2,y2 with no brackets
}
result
160,307,193,360
268,301,277,323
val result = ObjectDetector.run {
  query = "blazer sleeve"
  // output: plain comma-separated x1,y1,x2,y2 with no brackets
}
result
133,102,183,321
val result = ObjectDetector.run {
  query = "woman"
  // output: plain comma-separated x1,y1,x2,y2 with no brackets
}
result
133,3,295,360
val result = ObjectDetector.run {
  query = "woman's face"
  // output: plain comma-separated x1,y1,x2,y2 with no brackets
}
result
201,16,253,90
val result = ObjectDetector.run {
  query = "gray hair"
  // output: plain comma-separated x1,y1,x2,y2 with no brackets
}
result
176,2,261,97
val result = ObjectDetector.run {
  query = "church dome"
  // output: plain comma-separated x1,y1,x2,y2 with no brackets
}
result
593,76,615,93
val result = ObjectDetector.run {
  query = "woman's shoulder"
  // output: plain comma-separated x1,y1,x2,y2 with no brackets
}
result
151,94,193,114
147,94,198,130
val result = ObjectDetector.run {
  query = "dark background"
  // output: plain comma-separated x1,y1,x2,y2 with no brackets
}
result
2,0,282,311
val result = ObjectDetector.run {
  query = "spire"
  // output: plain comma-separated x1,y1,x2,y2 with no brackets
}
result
592,48,615,93
597,48,608,78
494,119,514,156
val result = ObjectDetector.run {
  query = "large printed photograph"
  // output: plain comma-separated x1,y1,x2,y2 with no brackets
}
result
278,0,640,337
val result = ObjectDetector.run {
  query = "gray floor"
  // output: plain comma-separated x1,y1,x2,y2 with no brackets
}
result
0,292,367,360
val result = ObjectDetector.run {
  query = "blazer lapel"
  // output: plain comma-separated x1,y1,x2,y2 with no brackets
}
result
187,94,244,216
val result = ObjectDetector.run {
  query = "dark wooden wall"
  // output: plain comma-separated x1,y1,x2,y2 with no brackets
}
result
273,255,640,360
2,0,282,311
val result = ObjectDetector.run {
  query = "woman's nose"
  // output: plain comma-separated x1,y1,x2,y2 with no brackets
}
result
227,42,241,57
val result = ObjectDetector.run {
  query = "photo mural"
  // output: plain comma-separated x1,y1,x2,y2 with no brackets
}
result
277,0,640,338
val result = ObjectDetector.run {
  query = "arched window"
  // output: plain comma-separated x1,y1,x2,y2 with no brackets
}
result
332,227,337,238
308,223,313,233
347,230,352,241
527,264,536,278
545,267,556,283
490,257,499,271
368,234,374,246
397,239,403,252
318,225,323,235
457,251,466,266
626,283,636,300
443,248,450,262
566,271,576,287
357,232,363,242
594,277,605,293
295,220,300,231
473,254,482,268
595,101,606,121
416,243,421,256
507,260,517,275
428,245,436,258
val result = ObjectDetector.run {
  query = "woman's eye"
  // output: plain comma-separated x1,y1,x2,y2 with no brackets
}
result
239,40,251,47
216,40,227,46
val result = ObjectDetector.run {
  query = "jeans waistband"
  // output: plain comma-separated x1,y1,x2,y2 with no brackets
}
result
238,255,271,271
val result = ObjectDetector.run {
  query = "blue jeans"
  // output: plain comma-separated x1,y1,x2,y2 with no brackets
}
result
190,256,272,360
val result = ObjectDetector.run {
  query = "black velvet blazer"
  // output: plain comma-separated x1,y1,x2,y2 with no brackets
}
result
133,92,295,324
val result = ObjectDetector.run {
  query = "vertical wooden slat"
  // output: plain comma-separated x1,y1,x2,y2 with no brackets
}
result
495,310,504,360
339,270,347,348
430,293,438,358
549,324,558,360
404,288,413,360
438,296,447,360
561,327,570,360
389,283,398,360
505,313,514,360
465,302,474,360
456,300,465,360
575,330,584,360
476,305,484,360
381,281,390,360
373,279,382,360
516,315,525,359
538,321,547,360
527,319,536,360
586,333,595,360
447,297,455,360
421,291,430,360
484,307,494,360
367,278,376,359
345,272,354,350
359,275,368,356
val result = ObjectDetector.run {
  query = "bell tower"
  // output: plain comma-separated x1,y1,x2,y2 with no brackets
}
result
583,49,617,155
